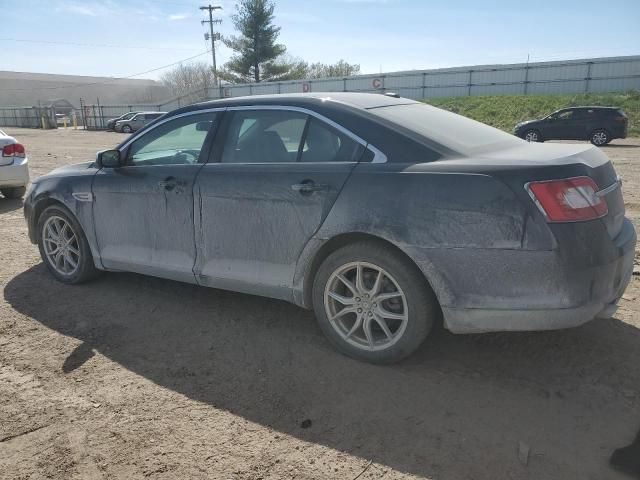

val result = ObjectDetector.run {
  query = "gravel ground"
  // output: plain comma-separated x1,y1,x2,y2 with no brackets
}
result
1,127,639,480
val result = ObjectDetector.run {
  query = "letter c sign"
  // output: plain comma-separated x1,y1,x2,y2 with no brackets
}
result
372,78,382,89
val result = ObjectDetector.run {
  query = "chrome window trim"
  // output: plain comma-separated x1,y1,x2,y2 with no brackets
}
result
119,105,388,164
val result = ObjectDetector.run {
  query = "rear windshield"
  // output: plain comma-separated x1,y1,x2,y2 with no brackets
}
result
369,103,522,155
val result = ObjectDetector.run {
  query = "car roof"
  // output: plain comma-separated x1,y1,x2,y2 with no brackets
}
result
191,92,417,112
564,106,621,110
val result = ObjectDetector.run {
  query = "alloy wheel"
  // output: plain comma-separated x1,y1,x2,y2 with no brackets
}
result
524,130,539,142
42,215,80,276
324,261,408,352
592,131,608,145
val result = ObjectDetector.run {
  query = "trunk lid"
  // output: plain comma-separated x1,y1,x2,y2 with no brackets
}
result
484,143,624,239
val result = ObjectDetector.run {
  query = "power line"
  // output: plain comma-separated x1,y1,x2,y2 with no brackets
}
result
0,37,197,51
2,51,210,92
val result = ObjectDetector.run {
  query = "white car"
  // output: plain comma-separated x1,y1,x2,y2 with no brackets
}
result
0,129,29,199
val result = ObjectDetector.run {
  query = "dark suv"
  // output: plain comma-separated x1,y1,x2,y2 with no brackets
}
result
514,107,628,145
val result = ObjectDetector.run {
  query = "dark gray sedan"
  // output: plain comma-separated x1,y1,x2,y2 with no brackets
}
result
24,93,636,364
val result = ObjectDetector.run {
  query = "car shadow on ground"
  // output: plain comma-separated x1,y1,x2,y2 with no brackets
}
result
604,144,640,148
4,265,640,479
0,198,22,214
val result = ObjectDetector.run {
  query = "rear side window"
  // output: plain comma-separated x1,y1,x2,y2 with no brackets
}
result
300,118,363,163
221,110,307,163
220,110,366,164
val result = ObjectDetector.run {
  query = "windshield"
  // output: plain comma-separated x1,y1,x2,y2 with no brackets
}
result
369,103,522,155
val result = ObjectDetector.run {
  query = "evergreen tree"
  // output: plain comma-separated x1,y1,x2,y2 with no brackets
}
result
220,0,287,83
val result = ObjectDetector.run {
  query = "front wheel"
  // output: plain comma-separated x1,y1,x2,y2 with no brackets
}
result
312,241,439,364
590,129,610,146
1,186,26,199
37,206,99,284
523,129,543,142
122,125,132,133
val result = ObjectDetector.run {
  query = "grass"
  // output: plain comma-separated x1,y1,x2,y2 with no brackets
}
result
422,91,640,137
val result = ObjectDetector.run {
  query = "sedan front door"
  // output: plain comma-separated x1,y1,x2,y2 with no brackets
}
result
92,111,219,283
193,108,368,300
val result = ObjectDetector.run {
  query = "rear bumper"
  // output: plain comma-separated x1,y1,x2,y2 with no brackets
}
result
407,218,636,334
0,158,29,188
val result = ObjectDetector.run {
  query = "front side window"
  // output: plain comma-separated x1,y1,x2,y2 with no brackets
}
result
557,110,574,120
126,112,217,166
221,110,307,163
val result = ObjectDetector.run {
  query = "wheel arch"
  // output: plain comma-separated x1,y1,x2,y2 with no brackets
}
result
301,232,443,312
29,196,70,242
30,194,103,270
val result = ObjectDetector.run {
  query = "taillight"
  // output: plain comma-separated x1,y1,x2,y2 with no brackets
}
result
613,116,627,123
526,176,607,222
2,143,26,158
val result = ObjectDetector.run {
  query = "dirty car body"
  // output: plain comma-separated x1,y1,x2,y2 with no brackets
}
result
24,93,636,362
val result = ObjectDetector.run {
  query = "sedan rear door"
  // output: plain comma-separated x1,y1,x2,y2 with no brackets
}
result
193,107,367,300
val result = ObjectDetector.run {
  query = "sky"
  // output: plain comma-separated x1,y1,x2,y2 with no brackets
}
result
0,0,639,80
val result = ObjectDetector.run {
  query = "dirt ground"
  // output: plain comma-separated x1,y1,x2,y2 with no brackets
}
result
1,127,639,480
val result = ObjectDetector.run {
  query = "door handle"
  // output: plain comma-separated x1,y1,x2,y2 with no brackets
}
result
291,181,329,194
158,176,177,191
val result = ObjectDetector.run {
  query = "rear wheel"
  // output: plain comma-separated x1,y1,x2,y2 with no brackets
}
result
590,129,610,146
1,186,26,199
523,129,542,142
37,206,99,284
312,241,438,364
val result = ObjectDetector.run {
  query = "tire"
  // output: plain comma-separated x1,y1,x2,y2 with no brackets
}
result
312,241,439,364
523,129,543,142
122,125,132,133
590,129,610,146
1,186,26,199
37,205,100,284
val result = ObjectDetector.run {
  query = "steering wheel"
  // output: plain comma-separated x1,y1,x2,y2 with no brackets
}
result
173,149,199,164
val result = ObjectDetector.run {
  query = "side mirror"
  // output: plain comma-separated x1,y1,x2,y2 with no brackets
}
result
196,120,212,131
97,149,122,168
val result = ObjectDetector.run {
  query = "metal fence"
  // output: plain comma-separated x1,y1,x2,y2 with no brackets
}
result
0,106,57,129
207,55,640,100
2,55,639,130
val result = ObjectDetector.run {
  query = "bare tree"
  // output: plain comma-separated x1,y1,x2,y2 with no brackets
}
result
160,62,216,97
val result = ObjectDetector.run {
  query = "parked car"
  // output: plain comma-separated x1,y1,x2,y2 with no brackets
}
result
55,113,70,126
106,111,140,131
514,106,628,145
0,129,29,199
23,93,636,364
114,111,166,133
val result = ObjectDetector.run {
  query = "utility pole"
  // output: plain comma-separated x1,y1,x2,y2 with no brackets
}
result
200,4,222,85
